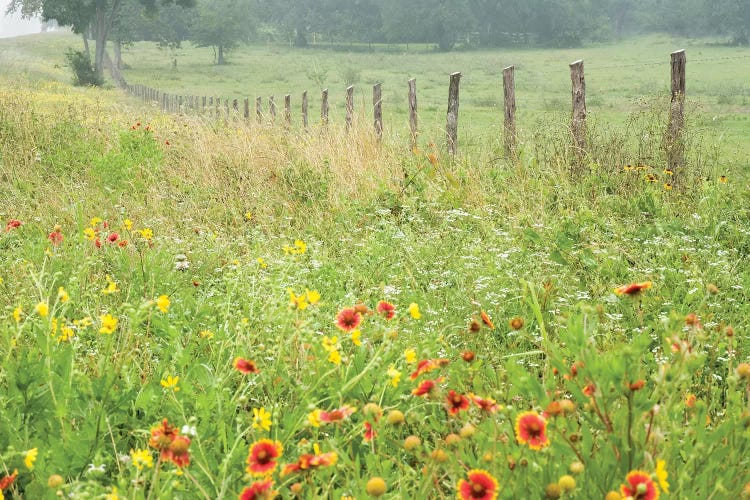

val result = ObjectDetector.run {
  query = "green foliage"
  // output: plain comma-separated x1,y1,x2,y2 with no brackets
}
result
64,49,103,86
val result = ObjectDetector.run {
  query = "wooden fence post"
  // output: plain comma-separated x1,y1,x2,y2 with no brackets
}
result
346,85,354,132
302,90,309,129
502,65,517,155
569,59,586,157
178,95,183,114
446,72,461,155
667,49,686,172
244,98,250,120
373,83,383,140
321,89,329,126
202,96,207,113
269,96,276,121
256,97,262,123
233,98,239,118
215,96,220,118
284,94,291,126
408,78,418,149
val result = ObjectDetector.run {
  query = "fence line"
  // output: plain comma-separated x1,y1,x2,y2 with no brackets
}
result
124,49,690,170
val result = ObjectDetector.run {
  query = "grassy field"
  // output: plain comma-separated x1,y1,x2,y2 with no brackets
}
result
0,32,750,499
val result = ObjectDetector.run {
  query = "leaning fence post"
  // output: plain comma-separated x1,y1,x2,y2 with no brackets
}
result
256,97,262,123
284,94,291,126
373,83,383,140
346,85,354,132
502,65,517,155
321,89,329,126
446,72,461,155
269,96,276,121
569,59,586,157
667,49,686,172
408,78,418,149
302,90,309,130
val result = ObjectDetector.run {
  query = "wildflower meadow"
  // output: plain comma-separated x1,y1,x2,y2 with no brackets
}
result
1,36,750,500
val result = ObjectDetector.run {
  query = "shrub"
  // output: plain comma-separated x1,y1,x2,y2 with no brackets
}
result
65,49,103,87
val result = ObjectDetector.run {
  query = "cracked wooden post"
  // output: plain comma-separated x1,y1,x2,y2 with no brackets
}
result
256,96,262,123
284,94,291,126
269,95,276,121
346,85,354,132
373,83,383,140
570,60,586,159
321,89,329,127
408,78,418,149
667,49,686,173
503,65,517,155
302,90,309,130
446,72,461,155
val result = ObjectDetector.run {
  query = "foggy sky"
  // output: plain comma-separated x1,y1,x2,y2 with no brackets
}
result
0,0,42,38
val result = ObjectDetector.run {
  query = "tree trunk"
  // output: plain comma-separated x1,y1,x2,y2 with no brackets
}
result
217,44,225,65
94,5,107,79
114,39,122,69
82,32,91,62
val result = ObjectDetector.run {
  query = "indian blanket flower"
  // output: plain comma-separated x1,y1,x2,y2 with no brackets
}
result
107,232,119,243
408,303,421,319
470,394,500,413
281,448,338,476
655,460,669,493
5,219,22,232
252,407,272,432
155,295,170,313
412,377,444,397
24,448,38,470
410,358,449,380
446,390,471,416
614,281,653,296
376,301,396,320
239,479,277,500
246,439,283,476
363,422,376,442
48,226,63,245
457,469,499,500
167,435,191,467
620,470,660,500
99,313,117,335
234,357,260,374
160,375,180,392
336,307,362,332
515,411,550,450
130,449,154,470
149,419,179,454
319,405,356,424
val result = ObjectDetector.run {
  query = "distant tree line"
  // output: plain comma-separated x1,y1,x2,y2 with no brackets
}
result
7,0,749,81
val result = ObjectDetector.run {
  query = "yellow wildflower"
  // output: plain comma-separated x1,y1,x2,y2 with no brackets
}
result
322,336,338,352
387,366,402,388
288,289,308,310
656,459,669,493
408,303,421,320
245,212,253,221
74,316,92,328
35,302,49,317
328,349,342,365
139,228,153,240
305,289,321,305
24,448,38,470
58,326,75,342
104,486,119,500
102,276,119,295
90,217,102,227
12,306,22,323
130,449,154,470
50,317,58,335
99,314,118,334
307,409,322,428
252,407,272,432
123,219,133,231
83,227,96,240
350,329,361,346
57,286,70,303
199,330,214,339
155,295,170,313
160,375,180,392
283,239,307,255
257,257,267,268
404,348,417,363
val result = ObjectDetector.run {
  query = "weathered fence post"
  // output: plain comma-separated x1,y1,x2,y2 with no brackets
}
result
373,83,383,140
446,72,461,155
215,96,220,118
233,99,239,119
244,98,250,120
346,85,354,132
302,90,309,130
202,96,207,113
178,95,183,114
284,94,291,126
502,65,517,155
667,49,686,172
321,89,329,126
569,59,586,157
269,96,276,121
408,78,418,149
256,97,262,123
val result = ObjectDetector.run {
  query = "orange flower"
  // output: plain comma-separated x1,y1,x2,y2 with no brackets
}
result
281,450,338,476
412,377,444,397
480,310,494,329
336,308,361,332
48,227,64,245
5,219,22,232
409,358,449,380
515,411,550,450
168,435,191,467
457,469,499,500
239,478,277,499
376,301,396,320
614,281,652,296
319,405,356,424
509,317,524,330
247,440,283,477
0,469,18,490
234,357,260,374
445,390,470,415
149,419,179,453
363,421,376,442
470,394,500,413
620,470,660,500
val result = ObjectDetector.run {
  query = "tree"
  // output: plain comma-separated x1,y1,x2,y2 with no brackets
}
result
190,0,254,64
7,0,195,80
